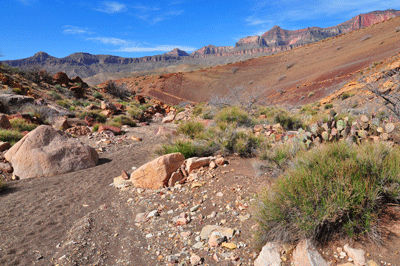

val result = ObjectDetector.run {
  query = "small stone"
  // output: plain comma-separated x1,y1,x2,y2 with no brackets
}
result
344,244,366,266
176,217,188,226
191,182,203,188
145,233,153,238
180,231,192,238
221,242,237,250
216,192,224,197
135,213,146,223
190,204,201,212
208,231,224,247
385,123,395,133
193,242,204,249
238,214,251,222
147,210,159,218
366,260,379,266
190,254,202,265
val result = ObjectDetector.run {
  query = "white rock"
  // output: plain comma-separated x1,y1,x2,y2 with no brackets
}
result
254,242,282,266
344,244,366,266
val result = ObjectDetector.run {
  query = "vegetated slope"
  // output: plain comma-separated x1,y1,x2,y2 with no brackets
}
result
1,10,399,84
121,15,400,106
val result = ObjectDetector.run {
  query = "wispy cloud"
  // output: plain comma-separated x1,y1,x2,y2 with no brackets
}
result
15,0,36,5
94,1,127,14
63,26,95,35
86,36,196,53
87,37,132,46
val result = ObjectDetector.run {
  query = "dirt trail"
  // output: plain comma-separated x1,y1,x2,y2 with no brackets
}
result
0,124,164,265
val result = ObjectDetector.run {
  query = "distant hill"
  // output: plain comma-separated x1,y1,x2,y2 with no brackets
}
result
2,9,399,84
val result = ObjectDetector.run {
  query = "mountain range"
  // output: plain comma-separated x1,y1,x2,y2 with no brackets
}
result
2,9,400,84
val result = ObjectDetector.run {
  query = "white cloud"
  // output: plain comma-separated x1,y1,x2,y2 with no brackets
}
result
63,26,95,35
95,1,127,14
87,37,132,46
15,0,36,5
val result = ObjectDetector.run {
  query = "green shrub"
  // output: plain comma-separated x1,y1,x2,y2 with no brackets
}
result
308,92,314,98
13,88,22,95
260,140,305,168
178,121,205,139
10,118,38,132
92,124,100,132
324,103,333,109
156,140,201,159
56,100,70,108
110,115,136,127
0,129,24,144
341,93,353,100
215,106,251,126
50,91,62,100
127,106,143,119
256,141,400,246
78,111,106,123
93,91,103,99
274,112,304,130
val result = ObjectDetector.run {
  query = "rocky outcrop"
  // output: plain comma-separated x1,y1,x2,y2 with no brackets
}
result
4,125,98,179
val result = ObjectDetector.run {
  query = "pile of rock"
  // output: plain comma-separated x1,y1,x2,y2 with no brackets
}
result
114,153,227,190
53,72,88,98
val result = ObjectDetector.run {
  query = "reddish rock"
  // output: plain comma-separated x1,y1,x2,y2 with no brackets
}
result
53,72,69,85
215,157,226,166
0,162,13,173
0,142,11,152
86,104,100,111
7,114,32,123
114,103,125,111
65,126,91,136
98,125,122,135
52,116,69,130
134,95,146,104
101,101,117,111
70,86,84,98
186,157,216,173
0,115,11,129
168,171,184,187
130,153,185,189
84,116,96,127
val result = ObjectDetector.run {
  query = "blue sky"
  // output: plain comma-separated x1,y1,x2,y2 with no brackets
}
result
1,0,400,60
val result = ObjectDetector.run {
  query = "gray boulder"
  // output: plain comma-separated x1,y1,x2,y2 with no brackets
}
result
5,125,98,179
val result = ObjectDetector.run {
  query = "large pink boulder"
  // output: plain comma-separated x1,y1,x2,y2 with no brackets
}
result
5,125,98,179
130,153,185,189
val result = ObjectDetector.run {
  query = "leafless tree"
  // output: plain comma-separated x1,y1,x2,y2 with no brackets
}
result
363,68,400,120
209,86,264,113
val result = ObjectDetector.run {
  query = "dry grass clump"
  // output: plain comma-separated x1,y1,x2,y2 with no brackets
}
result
255,141,400,246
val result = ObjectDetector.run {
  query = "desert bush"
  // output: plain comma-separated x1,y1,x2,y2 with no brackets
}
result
274,112,304,130
177,121,204,139
341,92,353,100
78,111,106,123
10,118,38,132
22,104,58,122
324,103,333,109
156,139,207,159
104,80,131,100
259,139,305,169
308,92,314,97
127,105,143,119
0,129,24,144
56,99,70,108
92,124,100,132
110,115,136,127
215,106,252,126
256,141,400,246
93,91,103,99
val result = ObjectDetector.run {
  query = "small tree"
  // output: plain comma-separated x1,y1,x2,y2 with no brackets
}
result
104,80,131,100
363,68,400,120
209,86,264,113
